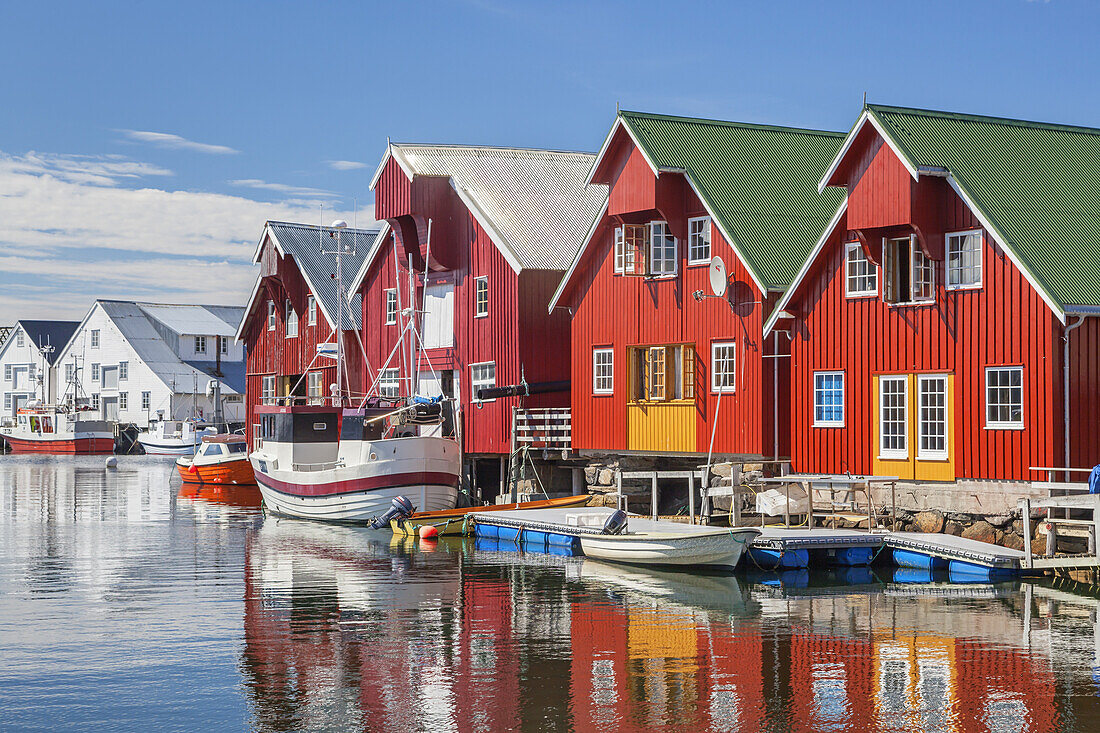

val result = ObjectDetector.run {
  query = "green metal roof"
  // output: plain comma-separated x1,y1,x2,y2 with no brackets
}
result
866,103,1100,309
620,110,847,290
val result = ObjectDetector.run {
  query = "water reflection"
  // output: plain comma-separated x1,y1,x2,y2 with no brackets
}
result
3,456,1100,731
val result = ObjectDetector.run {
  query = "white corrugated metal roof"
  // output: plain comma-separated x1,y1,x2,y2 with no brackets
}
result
138,303,242,337
382,144,608,271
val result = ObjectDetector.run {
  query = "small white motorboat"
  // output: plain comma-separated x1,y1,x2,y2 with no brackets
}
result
137,418,217,455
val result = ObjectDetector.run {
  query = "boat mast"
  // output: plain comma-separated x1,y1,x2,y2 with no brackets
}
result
330,218,349,408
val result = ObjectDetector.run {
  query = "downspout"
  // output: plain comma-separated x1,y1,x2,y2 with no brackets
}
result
1064,315,1086,481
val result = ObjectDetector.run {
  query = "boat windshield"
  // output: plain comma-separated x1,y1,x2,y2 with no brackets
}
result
201,444,226,457
227,442,247,454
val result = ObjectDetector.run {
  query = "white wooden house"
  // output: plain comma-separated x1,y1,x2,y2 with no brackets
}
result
54,301,246,427
0,320,80,418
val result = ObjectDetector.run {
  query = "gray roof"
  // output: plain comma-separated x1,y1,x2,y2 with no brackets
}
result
266,221,379,330
138,304,243,336
376,144,608,271
184,359,245,394
17,320,81,364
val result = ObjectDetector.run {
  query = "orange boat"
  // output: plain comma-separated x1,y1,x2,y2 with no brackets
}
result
390,494,592,536
176,434,256,485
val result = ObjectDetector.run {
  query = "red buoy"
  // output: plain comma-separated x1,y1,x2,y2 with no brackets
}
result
419,525,439,540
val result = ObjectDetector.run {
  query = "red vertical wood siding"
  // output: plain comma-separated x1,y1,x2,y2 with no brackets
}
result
373,157,412,220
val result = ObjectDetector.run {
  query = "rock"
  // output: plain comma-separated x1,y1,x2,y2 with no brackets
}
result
944,521,965,537
891,508,914,521
945,512,973,524
1011,519,1023,535
584,466,597,485
1000,533,1025,551
962,520,999,545
597,469,614,486
1031,534,1047,555
985,514,1013,528
587,485,613,495
711,463,734,477
912,510,945,534
854,518,870,529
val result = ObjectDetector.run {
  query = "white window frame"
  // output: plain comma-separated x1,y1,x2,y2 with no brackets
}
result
884,236,935,305
65,364,74,383
90,393,100,411
91,363,100,382
90,330,100,348
985,366,1024,429
687,216,712,265
384,289,397,325
15,332,24,348
141,391,150,411
648,221,677,277
470,362,496,403
3,365,10,381
285,299,298,338
194,335,207,354
593,348,613,395
711,341,736,394
916,374,949,460
613,226,636,274
219,336,228,355
878,375,909,460
813,371,845,427
307,371,324,404
474,277,489,318
379,368,400,398
844,242,878,297
945,229,983,291
119,392,128,411
261,375,276,405
118,361,128,381
307,295,317,326
267,302,276,331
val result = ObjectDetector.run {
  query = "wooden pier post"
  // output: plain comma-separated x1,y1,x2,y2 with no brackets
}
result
688,472,695,524
651,472,658,521
1021,498,1034,571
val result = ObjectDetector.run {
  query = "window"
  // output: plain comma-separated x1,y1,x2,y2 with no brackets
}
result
91,363,100,382
648,346,667,400
219,336,228,355
90,393,100,411
307,371,324,404
613,226,637,274
474,277,489,318
986,367,1023,428
3,394,9,410
65,364,74,383
471,362,496,403
813,372,844,427
711,342,736,393
90,330,100,348
194,336,206,354
307,295,317,325
946,229,983,289
593,349,613,394
261,375,276,405
385,289,397,325
3,365,9,381
119,392,128,410
628,345,695,401
879,376,908,458
688,216,711,264
285,300,298,338
379,368,400,398
845,242,877,296
141,391,150,410
648,221,677,276
883,236,934,304
118,361,128,380
16,332,24,347
917,375,948,459
267,302,276,331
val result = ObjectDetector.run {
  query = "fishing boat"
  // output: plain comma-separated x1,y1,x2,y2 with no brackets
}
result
137,418,217,455
0,402,114,454
389,494,593,537
176,434,255,485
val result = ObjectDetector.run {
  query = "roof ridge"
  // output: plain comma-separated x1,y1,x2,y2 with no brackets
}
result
619,109,846,139
869,103,1100,138
390,142,596,157
266,220,381,233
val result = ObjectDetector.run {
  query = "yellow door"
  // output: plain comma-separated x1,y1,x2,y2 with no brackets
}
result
872,374,955,482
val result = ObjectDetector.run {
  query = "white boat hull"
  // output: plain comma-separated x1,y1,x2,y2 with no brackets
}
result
137,438,202,455
579,528,757,569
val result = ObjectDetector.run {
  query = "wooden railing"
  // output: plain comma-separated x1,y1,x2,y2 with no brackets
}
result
511,407,571,449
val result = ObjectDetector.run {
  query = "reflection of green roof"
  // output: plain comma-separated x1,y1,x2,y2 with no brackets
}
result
864,103,1100,308
619,110,847,290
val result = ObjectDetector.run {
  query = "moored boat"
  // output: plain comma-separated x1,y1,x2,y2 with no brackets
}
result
390,494,593,536
176,434,255,485
0,404,114,454
137,418,218,455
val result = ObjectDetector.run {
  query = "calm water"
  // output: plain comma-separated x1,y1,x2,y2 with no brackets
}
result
2,457,1100,731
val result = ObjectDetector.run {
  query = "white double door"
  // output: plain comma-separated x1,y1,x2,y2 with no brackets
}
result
416,369,458,438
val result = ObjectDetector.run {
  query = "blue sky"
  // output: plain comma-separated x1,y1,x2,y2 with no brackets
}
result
0,0,1094,319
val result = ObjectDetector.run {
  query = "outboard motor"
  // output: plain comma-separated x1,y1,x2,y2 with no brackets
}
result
369,495,416,529
601,509,629,535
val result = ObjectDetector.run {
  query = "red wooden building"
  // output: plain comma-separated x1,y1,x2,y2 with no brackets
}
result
550,111,846,460
768,104,1100,496
236,220,379,446
351,143,607,494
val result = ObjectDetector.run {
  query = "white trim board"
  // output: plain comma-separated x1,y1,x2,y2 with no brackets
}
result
547,199,609,313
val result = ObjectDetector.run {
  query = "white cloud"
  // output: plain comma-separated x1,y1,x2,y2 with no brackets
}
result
119,129,240,155
327,160,368,171
0,149,375,320
230,178,337,199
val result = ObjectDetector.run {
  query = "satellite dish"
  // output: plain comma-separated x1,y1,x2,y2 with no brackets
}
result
708,256,728,298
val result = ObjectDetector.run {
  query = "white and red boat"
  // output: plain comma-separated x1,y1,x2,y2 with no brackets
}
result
0,403,114,454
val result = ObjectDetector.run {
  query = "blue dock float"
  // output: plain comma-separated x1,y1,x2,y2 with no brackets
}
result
750,527,884,570
892,548,948,570
883,532,1025,575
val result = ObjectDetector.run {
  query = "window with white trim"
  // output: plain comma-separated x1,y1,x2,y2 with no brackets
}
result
285,299,298,338
474,277,489,318
688,216,711,264
267,302,276,330
141,391,150,410
194,336,206,354
90,393,100,411
119,392,128,410
648,221,676,276
15,331,24,347
883,236,934,305
307,372,324,404
307,295,317,325
118,361,128,380
385,289,397,325
628,345,694,401
813,372,844,427
90,330,100,348
711,342,736,393
219,336,228,355
3,394,9,410
613,226,637,274
471,362,496,403
986,366,1023,428
65,364,74,383
593,348,613,394
261,376,276,405
379,369,400,399
946,229,983,289
879,376,908,458
91,363,100,382
3,365,10,381
917,375,948,459
845,242,877,296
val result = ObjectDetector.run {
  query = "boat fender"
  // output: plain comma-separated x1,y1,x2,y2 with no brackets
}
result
105,456,118,469
601,509,628,535
369,495,416,530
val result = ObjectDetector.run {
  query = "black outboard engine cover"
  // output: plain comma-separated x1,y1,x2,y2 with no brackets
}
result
601,509,628,535
369,495,416,529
